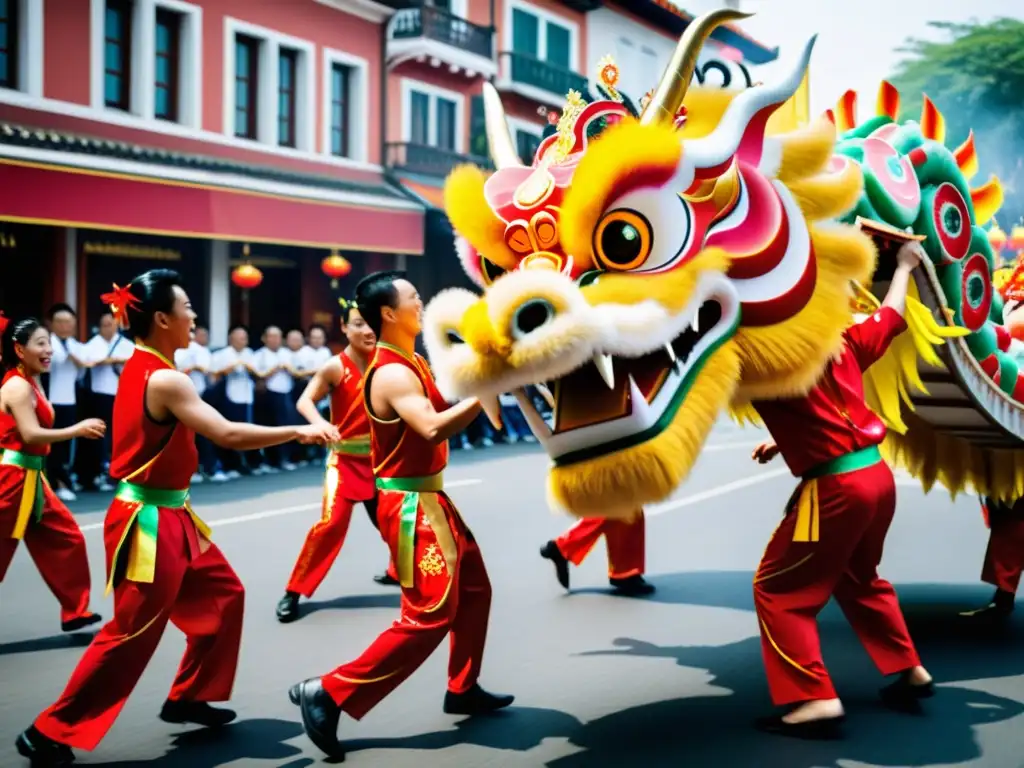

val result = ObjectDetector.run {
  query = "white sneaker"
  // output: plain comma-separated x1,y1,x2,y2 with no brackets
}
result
211,471,229,483
481,438,494,447
264,465,281,474
281,462,298,471
190,473,204,484
226,470,241,480
56,487,77,502
97,479,115,492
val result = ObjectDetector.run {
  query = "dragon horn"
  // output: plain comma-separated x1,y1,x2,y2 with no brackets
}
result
640,8,751,126
482,81,521,169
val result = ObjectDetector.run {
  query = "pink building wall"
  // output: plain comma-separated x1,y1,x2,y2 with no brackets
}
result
42,0,91,105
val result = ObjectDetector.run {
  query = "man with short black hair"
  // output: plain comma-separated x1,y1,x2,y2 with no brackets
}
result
289,271,512,760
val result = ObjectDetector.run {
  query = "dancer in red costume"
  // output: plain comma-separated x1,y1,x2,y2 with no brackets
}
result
747,240,933,739
289,271,513,760
0,315,104,633
540,513,653,595
277,300,397,623
17,270,338,767
961,496,1024,623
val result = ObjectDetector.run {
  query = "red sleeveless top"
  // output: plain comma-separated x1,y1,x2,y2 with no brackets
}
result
109,345,198,489
0,368,54,456
331,350,370,439
365,343,449,479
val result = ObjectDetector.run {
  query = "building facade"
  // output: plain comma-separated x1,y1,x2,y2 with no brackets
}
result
0,0,776,344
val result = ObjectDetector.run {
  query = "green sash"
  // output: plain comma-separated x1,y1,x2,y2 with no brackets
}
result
802,445,882,480
106,481,203,595
376,473,444,587
1,449,45,539
331,437,371,456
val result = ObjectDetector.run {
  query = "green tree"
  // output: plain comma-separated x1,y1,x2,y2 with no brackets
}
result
889,18,1024,237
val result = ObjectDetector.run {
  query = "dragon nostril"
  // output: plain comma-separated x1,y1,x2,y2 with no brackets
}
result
511,299,556,340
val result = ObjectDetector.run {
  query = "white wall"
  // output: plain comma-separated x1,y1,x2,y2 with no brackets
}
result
586,7,761,100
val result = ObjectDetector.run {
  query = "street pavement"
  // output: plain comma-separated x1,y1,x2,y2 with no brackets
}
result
1,419,1022,767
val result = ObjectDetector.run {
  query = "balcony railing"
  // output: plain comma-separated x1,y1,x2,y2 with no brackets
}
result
389,6,493,61
386,142,491,179
499,51,588,100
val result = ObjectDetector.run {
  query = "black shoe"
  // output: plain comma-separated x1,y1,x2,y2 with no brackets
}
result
373,572,400,587
443,684,514,716
609,575,655,596
540,541,570,590
277,592,300,623
288,678,344,759
961,589,1014,621
15,726,75,766
880,674,935,712
60,613,102,633
754,713,844,740
159,700,236,727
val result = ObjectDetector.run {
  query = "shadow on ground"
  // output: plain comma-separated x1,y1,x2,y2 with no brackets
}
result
0,630,96,656
343,572,1024,768
65,573,1023,767
300,592,401,617
90,718,311,768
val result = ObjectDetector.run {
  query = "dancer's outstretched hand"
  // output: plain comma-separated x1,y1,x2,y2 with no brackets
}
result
74,418,106,440
296,423,340,445
751,440,779,464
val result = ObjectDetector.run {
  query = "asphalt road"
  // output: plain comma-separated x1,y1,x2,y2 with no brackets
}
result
1,419,1022,767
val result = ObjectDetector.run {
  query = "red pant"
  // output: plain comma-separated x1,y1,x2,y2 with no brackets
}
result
34,507,245,751
322,489,491,720
555,512,645,578
0,481,92,623
287,495,382,596
981,502,1024,594
753,462,919,705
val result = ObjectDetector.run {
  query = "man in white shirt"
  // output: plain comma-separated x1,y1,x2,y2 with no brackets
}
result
80,311,134,492
300,324,333,462
209,324,261,477
174,326,227,483
253,326,297,471
45,303,87,501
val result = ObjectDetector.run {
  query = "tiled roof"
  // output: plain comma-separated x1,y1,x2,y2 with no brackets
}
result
0,121,410,201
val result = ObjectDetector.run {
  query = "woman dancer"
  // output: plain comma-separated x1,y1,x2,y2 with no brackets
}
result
276,300,396,623
0,314,105,632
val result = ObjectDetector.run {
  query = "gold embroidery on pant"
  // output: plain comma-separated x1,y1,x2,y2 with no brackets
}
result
418,543,446,577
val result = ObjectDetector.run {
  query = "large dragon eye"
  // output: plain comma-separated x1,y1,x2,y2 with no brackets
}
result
594,210,652,271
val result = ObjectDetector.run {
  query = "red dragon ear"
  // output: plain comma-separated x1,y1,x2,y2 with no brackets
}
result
100,283,141,329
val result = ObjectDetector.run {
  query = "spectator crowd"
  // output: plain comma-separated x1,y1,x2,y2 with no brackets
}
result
37,303,548,500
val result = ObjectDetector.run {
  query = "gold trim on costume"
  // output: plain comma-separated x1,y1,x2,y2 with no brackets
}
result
758,618,817,678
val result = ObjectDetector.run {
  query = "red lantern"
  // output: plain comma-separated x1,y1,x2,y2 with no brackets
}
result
231,263,263,290
321,252,352,288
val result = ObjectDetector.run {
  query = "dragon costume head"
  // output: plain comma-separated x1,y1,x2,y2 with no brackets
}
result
422,9,883,518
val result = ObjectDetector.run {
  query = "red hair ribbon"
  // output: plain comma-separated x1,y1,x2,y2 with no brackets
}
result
100,283,140,328
0,311,8,336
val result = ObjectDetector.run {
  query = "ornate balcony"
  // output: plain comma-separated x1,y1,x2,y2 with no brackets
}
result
386,6,496,78
497,51,588,106
386,142,491,179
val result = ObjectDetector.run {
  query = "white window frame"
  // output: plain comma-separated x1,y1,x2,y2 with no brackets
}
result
89,0,202,129
427,0,468,17
321,47,369,163
506,115,543,163
223,17,316,152
400,78,465,155
503,0,579,72
4,0,43,97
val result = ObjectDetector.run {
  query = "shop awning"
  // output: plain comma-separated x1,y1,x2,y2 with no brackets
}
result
399,179,446,210
0,125,425,254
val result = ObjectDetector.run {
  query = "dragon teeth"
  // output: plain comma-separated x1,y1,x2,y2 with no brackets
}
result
592,353,615,389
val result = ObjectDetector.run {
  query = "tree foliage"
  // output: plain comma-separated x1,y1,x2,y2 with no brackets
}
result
889,18,1024,231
